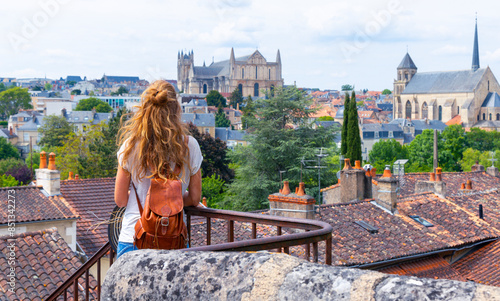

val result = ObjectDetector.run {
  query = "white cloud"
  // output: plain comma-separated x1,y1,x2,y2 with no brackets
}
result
432,45,469,56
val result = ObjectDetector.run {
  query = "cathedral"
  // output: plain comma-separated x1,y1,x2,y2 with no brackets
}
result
177,48,283,97
393,20,500,129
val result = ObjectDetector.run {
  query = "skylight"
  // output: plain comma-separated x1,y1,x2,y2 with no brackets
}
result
409,215,434,227
354,221,379,233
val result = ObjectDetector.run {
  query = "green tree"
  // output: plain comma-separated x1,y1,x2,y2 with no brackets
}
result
215,106,231,128
32,86,43,91
229,88,243,108
26,151,40,170
340,93,350,156
111,86,128,96
465,128,500,152
0,174,19,187
346,91,362,163
341,84,354,91
38,115,74,147
0,83,6,92
223,86,336,211
0,158,25,175
317,116,334,121
382,89,392,95
368,139,408,172
0,137,20,160
0,87,32,120
201,174,226,208
71,89,81,95
206,90,227,108
75,97,113,113
44,83,53,91
441,124,467,171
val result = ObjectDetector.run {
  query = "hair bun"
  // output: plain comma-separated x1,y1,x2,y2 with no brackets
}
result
151,89,168,106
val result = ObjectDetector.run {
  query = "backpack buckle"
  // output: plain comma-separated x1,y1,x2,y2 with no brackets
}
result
160,217,169,227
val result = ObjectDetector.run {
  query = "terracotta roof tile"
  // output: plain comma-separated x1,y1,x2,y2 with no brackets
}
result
0,228,98,300
0,186,78,225
451,239,500,286
60,178,116,257
378,255,466,281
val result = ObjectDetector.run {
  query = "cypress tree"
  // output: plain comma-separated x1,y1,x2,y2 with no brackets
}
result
340,92,350,156
346,90,362,162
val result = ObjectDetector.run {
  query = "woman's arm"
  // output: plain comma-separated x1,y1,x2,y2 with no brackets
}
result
183,170,201,207
115,166,131,207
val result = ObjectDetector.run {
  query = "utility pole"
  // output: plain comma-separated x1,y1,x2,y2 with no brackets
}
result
304,148,328,204
433,129,438,172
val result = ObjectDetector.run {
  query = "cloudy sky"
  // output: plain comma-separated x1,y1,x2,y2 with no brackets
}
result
1,0,499,90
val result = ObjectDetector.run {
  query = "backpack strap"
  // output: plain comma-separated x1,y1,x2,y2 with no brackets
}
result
131,182,143,216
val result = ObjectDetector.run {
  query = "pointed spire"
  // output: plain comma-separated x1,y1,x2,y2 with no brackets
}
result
178,51,180,59
276,49,281,64
203,60,206,67
472,16,480,71
397,52,417,70
230,47,235,64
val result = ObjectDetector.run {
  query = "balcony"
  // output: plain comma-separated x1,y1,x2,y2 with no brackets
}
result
47,206,333,300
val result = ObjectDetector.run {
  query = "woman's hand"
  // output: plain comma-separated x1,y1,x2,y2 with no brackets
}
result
115,167,131,207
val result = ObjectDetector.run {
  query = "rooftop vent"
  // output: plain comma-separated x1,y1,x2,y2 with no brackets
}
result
409,215,434,227
354,220,379,233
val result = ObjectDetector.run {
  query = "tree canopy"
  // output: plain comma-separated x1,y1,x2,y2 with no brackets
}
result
0,137,20,160
368,139,408,172
0,87,32,120
341,84,354,91
340,93,349,157
75,97,113,113
382,89,392,95
206,90,226,108
229,88,243,108
317,116,334,121
111,86,128,96
223,86,337,211
38,115,74,147
345,91,362,163
215,107,231,128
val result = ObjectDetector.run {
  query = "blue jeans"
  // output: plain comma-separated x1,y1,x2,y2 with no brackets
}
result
116,242,138,259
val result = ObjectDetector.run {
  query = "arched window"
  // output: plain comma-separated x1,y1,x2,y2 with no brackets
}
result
438,106,442,121
457,106,460,115
490,113,492,120
270,84,275,97
203,84,207,94
483,113,486,120
238,84,243,96
405,100,411,119
405,72,408,80
254,83,259,97
422,102,428,119
269,69,271,80
497,113,500,121
255,66,258,79
242,68,244,79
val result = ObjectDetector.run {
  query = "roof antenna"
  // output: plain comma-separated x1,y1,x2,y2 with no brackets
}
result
279,170,286,189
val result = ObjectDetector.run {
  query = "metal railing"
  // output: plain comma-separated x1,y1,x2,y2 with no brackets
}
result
48,206,333,300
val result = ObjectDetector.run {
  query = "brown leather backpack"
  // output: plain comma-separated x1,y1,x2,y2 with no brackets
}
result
131,174,188,250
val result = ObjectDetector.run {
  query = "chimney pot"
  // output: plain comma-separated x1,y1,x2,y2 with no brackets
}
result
343,158,352,170
466,179,472,190
295,187,299,194
365,168,371,177
202,197,207,207
429,172,436,182
461,183,466,189
68,172,74,180
281,181,291,195
75,174,79,180
48,152,56,170
370,168,376,177
297,182,306,196
39,151,47,169
354,160,362,169
436,167,442,182
382,165,392,178
9,126,13,136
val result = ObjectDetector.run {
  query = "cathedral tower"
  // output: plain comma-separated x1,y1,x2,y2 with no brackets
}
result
177,50,194,92
472,17,480,72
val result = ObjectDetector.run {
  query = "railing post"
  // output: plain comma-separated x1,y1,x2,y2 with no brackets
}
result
252,223,257,239
325,236,332,265
187,214,192,247
73,278,79,301
97,258,101,301
207,217,211,245
85,269,90,301
313,242,319,263
228,220,234,242
277,226,282,252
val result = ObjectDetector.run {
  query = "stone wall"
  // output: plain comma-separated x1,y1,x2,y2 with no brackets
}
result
322,185,340,205
102,250,500,300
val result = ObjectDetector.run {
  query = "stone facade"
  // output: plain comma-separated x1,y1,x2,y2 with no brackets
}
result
177,48,283,96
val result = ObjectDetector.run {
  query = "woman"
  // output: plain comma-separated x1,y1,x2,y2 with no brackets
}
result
114,80,202,259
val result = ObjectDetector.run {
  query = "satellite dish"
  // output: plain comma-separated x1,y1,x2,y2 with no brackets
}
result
336,171,341,179
363,164,373,171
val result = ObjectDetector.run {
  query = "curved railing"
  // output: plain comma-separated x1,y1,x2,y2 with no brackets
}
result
48,206,333,300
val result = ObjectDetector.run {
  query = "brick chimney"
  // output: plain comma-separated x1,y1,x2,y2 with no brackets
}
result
340,159,371,203
415,168,446,196
35,152,61,196
376,165,398,213
269,181,316,219
9,126,13,136
471,161,485,172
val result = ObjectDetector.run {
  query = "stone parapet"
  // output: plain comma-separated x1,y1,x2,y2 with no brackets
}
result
102,250,500,301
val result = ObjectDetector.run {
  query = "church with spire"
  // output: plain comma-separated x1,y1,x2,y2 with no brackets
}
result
393,19,500,129
177,48,283,97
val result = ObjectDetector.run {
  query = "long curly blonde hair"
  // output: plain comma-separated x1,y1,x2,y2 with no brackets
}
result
118,80,189,181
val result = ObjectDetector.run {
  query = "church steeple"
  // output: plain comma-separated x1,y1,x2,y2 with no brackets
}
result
472,17,480,71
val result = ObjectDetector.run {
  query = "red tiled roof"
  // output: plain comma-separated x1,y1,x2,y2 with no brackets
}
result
399,171,500,197
0,228,98,300
452,239,500,286
60,178,116,257
378,255,466,281
0,186,78,225
446,115,462,126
